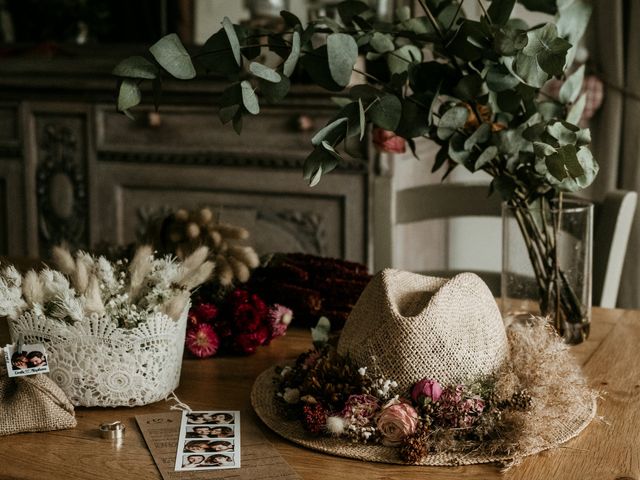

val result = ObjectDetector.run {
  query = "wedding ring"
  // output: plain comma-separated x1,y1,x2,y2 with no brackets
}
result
99,421,126,439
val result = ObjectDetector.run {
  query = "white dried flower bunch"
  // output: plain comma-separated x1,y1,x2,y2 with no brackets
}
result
166,207,260,287
0,245,214,329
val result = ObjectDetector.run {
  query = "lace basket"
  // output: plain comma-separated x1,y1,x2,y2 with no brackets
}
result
8,309,188,407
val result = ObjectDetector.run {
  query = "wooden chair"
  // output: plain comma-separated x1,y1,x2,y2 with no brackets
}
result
373,182,637,308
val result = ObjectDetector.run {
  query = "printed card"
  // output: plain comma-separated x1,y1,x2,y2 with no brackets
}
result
175,410,240,471
4,343,50,377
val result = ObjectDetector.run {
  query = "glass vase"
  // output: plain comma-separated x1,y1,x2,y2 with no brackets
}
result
501,198,593,344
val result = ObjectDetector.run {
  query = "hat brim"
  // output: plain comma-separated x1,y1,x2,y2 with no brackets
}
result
251,323,596,466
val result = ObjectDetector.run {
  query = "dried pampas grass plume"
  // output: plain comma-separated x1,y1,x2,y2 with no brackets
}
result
73,258,89,294
52,245,76,276
215,256,234,287
22,270,44,306
181,261,215,291
129,245,154,300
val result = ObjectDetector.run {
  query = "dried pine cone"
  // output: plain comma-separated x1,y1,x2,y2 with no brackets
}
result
399,422,430,463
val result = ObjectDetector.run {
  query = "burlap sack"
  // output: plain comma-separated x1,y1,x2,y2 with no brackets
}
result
0,348,76,436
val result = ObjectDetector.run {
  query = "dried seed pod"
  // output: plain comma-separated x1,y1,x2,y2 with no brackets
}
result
228,257,250,283
215,256,234,286
174,208,189,222
197,207,214,225
185,222,201,240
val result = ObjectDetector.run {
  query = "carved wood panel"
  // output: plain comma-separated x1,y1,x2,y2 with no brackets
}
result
33,115,89,256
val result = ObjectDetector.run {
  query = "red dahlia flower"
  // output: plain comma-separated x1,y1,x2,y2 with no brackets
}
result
185,323,220,358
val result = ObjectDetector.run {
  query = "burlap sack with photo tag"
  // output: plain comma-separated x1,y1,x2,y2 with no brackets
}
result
0,348,76,436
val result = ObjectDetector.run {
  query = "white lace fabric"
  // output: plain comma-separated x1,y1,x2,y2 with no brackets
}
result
8,310,187,407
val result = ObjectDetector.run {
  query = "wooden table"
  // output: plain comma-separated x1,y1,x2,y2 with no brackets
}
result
1,307,638,480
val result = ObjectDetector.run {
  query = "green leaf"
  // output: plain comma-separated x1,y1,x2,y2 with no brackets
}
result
453,74,484,102
488,0,516,25
396,94,431,139
219,104,240,124
559,65,585,104
370,32,395,53
567,92,586,124
337,1,370,24
545,144,578,180
556,0,592,66
475,145,498,169
409,61,457,94
283,30,301,78
113,56,158,79
149,33,196,80
301,46,343,92
117,79,141,114
464,123,490,150
303,147,340,186
240,80,259,114
311,117,348,146
437,105,468,140
358,98,366,141
249,62,281,83
327,33,359,87
494,27,528,56
387,45,422,75
514,24,571,87
232,109,243,134
199,29,242,76
496,89,522,112
492,175,517,200
547,121,577,146
396,5,411,21
486,65,520,92
259,75,290,103
280,10,302,29
369,94,402,130
448,132,472,166
222,17,242,67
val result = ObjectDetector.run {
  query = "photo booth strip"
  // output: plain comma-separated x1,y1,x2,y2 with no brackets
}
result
174,411,241,471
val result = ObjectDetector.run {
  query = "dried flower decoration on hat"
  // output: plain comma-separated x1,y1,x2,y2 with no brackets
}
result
273,321,536,463
0,245,213,329
253,270,597,467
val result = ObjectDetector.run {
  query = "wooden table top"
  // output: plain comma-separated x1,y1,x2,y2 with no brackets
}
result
1,306,638,480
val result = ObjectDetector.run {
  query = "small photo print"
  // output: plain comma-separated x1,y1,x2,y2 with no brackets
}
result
176,411,240,471
4,343,50,377
186,412,235,425
180,453,236,469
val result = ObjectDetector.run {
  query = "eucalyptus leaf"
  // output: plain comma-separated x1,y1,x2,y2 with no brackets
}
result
567,92,586,124
370,32,395,53
486,65,520,92
259,75,290,103
301,46,342,91
387,45,422,75
240,80,260,114
437,105,468,140
464,123,491,150
337,0,370,24
249,62,281,83
222,17,242,67
396,95,431,139
487,0,516,25
475,145,498,169
358,98,366,141
200,29,242,75
453,74,484,102
557,0,592,67
448,132,472,166
311,316,331,347
547,121,577,146
232,110,243,134
327,33,359,87
149,33,196,80
369,94,402,130
113,56,158,79
219,104,240,124
280,10,302,29
283,30,301,77
559,65,585,104
117,79,141,113
396,5,411,21
311,117,348,146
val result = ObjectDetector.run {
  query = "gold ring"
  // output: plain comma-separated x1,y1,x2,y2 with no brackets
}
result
99,421,126,439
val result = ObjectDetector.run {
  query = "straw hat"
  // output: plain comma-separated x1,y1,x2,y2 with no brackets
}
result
251,269,596,466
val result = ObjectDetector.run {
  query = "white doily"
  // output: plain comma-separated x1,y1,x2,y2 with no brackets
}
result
8,308,188,407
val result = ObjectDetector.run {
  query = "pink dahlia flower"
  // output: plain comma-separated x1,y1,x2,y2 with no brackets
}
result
185,324,220,358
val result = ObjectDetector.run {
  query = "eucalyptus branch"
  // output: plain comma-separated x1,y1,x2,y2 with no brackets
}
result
417,0,445,39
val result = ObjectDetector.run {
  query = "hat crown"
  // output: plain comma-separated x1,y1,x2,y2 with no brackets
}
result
337,269,509,391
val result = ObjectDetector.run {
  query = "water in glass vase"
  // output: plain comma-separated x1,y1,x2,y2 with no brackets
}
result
501,198,593,344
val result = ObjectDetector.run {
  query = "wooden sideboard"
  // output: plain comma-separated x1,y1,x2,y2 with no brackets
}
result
0,45,372,264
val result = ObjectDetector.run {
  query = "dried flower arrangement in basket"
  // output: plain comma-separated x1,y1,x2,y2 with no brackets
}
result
0,246,213,407
140,206,293,359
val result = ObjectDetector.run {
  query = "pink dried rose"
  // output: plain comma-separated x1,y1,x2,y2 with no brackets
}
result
185,323,220,358
411,378,443,403
376,398,419,446
341,394,380,426
372,128,406,154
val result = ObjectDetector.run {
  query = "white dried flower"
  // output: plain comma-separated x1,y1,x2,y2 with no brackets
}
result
283,387,300,404
280,366,292,377
326,416,346,436
358,367,367,376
